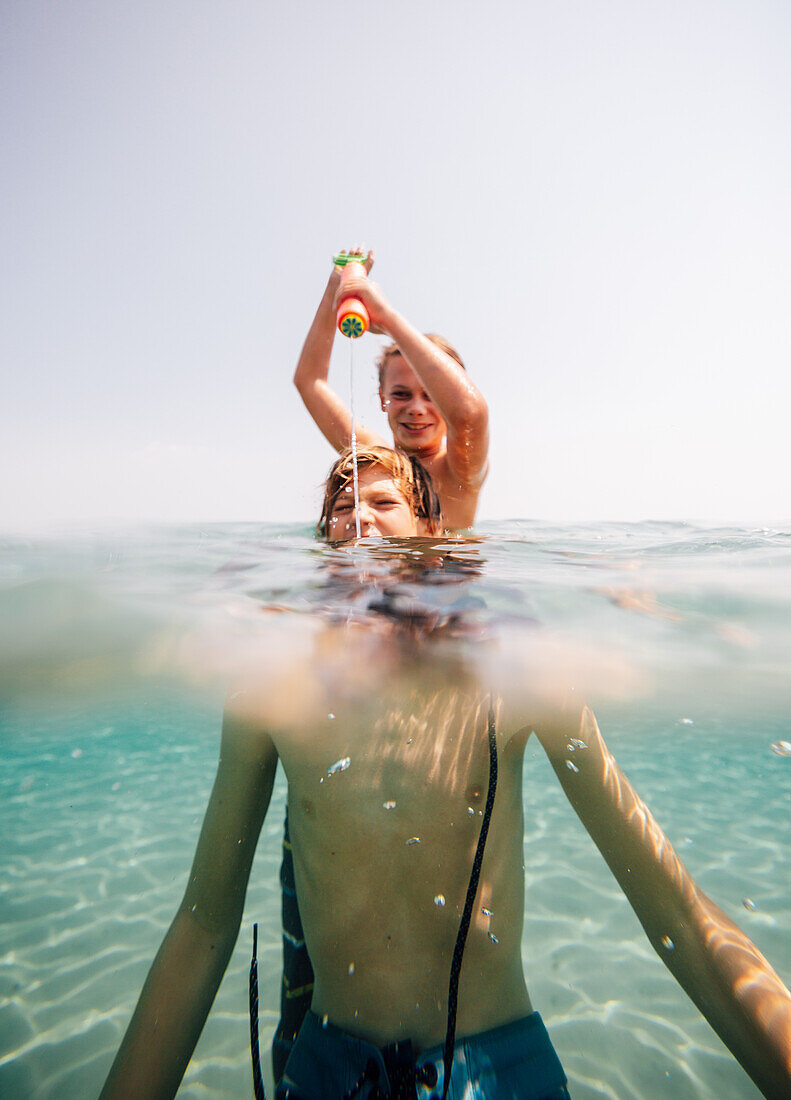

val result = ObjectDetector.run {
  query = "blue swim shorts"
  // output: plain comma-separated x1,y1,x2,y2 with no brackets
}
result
276,1009,570,1099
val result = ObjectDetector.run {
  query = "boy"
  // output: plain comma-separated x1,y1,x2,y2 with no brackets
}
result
101,452,791,1100
294,251,489,529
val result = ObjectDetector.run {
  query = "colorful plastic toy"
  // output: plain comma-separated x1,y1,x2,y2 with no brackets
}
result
333,252,370,338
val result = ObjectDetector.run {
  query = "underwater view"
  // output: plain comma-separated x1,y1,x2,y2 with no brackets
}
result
1,519,789,1099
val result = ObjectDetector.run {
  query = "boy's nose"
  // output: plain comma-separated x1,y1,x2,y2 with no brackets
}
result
351,501,376,532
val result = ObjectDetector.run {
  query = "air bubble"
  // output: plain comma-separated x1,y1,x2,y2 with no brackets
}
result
771,740,791,757
406,837,421,846
434,894,446,907
383,800,396,810
679,718,694,726
661,935,674,950
328,713,335,720
327,756,351,776
467,807,475,816
321,1014,328,1028
488,932,499,944
743,898,757,911
71,748,83,759
348,962,355,975
569,738,588,750
481,907,493,918
566,760,579,773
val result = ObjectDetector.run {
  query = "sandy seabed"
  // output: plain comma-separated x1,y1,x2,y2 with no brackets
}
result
1,697,788,1099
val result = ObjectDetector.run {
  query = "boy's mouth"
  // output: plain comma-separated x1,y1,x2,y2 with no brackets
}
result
401,422,433,435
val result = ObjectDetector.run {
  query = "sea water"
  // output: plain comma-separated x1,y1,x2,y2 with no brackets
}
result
1,521,789,1099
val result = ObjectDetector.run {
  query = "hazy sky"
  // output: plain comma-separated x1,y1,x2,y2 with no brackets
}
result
2,1,789,529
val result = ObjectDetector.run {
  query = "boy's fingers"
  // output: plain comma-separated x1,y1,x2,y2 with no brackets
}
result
365,249,375,274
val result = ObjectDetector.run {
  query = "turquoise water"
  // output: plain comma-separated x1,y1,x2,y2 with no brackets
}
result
1,521,790,1098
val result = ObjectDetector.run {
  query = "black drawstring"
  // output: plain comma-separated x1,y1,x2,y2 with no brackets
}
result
440,703,498,1100
249,922,266,1100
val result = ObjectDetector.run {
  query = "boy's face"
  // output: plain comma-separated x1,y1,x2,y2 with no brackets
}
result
327,465,420,542
379,356,447,456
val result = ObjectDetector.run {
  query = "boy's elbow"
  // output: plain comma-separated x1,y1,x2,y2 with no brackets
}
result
458,396,488,438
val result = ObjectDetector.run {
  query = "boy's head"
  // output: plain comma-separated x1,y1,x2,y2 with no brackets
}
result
318,446,443,542
377,336,465,457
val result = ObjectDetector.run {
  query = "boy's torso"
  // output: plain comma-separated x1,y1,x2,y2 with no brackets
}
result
264,655,533,1051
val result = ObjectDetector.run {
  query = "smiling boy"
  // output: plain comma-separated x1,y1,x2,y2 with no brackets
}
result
294,251,489,530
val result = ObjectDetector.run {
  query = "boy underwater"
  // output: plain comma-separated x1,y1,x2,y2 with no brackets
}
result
294,250,489,530
100,449,791,1100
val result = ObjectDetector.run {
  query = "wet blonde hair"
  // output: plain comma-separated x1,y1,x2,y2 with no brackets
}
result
376,335,465,389
318,445,443,539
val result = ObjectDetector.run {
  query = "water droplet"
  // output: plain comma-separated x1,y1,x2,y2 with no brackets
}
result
569,738,588,750
191,904,197,912
71,748,83,759
434,894,446,907
344,486,352,493
327,756,351,776
679,718,694,726
406,738,413,745
328,713,335,720
319,776,324,784
237,838,242,844
467,806,475,815
406,836,420,846
321,1014,328,1028
111,781,121,792
661,935,674,950
383,800,396,810
771,740,791,757
19,775,35,792
481,907,493,918
743,898,757,911
566,760,579,773
488,932,499,944
348,962,355,975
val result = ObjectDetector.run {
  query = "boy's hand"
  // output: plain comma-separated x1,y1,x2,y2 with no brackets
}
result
332,249,393,334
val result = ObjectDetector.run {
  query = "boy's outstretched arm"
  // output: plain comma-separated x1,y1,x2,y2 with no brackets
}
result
533,707,791,1100
100,708,278,1100
293,253,386,453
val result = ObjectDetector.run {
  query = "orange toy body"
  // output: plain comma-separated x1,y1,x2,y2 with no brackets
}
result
336,261,370,338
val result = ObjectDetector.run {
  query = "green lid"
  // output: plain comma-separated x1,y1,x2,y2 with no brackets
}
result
333,252,367,267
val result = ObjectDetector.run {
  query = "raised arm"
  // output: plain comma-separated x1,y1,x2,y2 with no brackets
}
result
100,709,279,1100
532,707,791,1100
333,271,489,490
293,255,386,454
